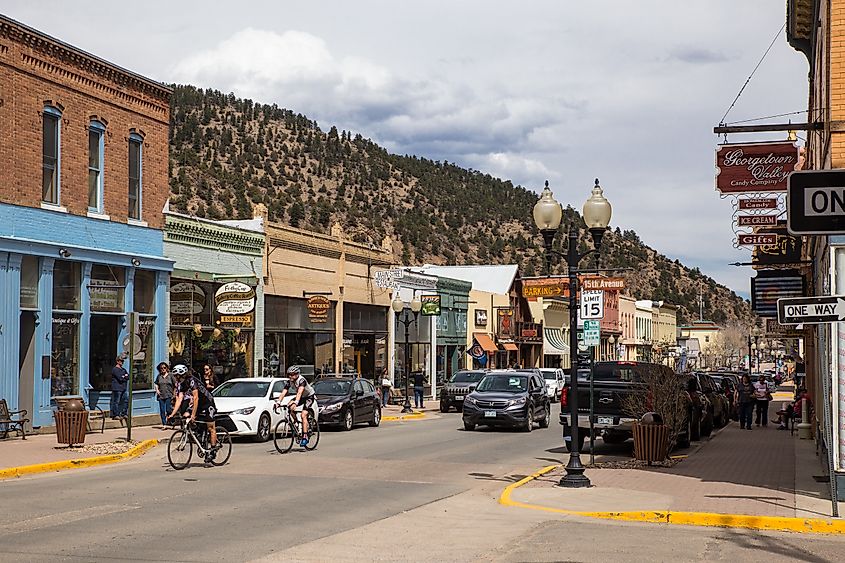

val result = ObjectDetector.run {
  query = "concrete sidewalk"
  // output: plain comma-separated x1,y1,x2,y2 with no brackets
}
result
511,419,842,523
0,424,170,472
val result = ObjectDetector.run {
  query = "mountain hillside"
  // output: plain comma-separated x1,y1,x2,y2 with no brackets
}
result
168,85,750,326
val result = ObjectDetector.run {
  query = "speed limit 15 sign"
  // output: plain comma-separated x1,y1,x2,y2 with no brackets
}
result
580,290,604,319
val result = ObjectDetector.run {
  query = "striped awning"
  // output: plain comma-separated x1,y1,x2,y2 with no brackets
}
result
544,327,569,356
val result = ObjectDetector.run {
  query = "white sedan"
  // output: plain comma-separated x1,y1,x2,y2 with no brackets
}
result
212,378,317,442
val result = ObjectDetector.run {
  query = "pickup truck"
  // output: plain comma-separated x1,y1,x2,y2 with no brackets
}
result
559,361,695,452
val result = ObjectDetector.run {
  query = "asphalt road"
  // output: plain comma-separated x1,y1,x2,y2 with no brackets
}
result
2,405,844,562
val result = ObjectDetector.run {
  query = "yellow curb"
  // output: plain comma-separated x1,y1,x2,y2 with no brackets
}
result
499,464,845,535
0,439,159,481
382,412,427,422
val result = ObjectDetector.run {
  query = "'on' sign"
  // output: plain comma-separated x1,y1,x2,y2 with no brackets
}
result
805,187,845,216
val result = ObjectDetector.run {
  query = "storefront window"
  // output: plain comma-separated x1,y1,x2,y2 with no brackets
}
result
131,317,156,390
169,280,212,327
315,333,334,375
53,260,81,311
134,270,157,314
174,326,253,381
20,255,39,309
89,265,125,313
89,315,120,391
264,332,283,376
51,314,80,396
394,342,431,390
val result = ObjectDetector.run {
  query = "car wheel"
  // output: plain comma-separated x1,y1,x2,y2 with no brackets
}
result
538,404,550,428
440,401,449,413
523,407,534,432
343,408,354,431
463,420,475,431
253,412,271,443
369,406,381,427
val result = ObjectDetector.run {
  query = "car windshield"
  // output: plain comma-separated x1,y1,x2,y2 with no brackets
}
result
476,374,528,393
450,371,484,383
540,370,557,380
213,381,270,398
313,380,351,396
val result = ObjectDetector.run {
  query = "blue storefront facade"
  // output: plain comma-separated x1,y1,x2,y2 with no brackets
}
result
0,206,172,428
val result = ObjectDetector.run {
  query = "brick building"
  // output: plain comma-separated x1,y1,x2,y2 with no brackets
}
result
0,15,172,428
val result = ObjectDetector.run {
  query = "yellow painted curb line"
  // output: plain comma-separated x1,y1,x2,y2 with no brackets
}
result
499,464,845,535
382,412,427,422
0,439,159,481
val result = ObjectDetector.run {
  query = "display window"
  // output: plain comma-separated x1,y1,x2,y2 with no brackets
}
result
20,255,39,309
51,314,80,396
89,315,120,391
89,265,125,313
53,260,81,311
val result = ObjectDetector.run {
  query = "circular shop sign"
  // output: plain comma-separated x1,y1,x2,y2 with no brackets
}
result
215,282,256,315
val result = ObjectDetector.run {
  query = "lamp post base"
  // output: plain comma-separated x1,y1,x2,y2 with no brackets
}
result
401,401,414,414
558,472,592,488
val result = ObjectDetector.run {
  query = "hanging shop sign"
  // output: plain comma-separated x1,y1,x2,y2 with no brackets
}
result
88,280,121,310
497,308,514,338
171,282,206,315
737,215,778,227
420,294,442,316
522,278,568,298
374,268,403,289
752,221,802,267
581,277,625,291
715,141,799,194
306,295,331,323
738,198,778,210
215,282,256,315
475,309,488,327
738,234,778,246
751,270,805,317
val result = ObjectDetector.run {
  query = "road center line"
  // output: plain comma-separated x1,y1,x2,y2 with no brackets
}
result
0,505,139,536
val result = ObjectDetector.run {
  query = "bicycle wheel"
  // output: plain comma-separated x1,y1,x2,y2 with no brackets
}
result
210,427,232,466
273,419,294,454
304,414,320,450
167,429,192,470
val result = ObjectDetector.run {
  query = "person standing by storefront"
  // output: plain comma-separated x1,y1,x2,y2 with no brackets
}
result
412,370,425,409
110,357,129,419
155,362,175,426
380,368,392,407
202,364,219,393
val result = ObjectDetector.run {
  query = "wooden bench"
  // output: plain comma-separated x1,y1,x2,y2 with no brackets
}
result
53,397,106,434
0,399,29,440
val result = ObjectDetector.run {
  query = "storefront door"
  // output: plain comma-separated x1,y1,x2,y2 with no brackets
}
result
89,315,119,393
18,312,36,432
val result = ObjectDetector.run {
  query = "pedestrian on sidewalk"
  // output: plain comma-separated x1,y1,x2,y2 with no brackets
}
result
753,374,772,427
380,368,392,407
202,364,219,393
154,362,175,426
110,357,129,419
412,371,425,408
735,374,755,430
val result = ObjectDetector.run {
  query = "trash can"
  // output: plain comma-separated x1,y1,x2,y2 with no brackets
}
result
55,399,87,446
632,412,669,465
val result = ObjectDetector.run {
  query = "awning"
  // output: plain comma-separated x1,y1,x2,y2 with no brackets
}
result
544,327,570,356
501,341,518,352
473,332,497,353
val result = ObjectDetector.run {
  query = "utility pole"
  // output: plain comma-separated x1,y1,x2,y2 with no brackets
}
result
698,291,704,321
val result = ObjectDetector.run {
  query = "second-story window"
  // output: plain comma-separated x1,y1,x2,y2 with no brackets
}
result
42,106,61,205
128,133,142,220
88,121,105,213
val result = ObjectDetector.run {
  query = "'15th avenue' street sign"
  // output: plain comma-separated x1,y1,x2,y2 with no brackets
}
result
777,295,845,325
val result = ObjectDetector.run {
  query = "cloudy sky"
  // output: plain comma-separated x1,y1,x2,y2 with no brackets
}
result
4,1,809,297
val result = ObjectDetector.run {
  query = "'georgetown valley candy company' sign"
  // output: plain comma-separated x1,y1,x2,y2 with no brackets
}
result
715,141,799,194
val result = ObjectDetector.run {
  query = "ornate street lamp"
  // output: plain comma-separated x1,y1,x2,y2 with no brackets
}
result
534,179,612,488
748,325,763,375
393,293,423,413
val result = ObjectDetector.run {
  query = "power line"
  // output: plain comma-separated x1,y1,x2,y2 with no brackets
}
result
726,109,811,125
720,22,787,125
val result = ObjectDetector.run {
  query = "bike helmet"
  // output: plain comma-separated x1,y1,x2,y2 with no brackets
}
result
172,364,189,377
286,365,301,376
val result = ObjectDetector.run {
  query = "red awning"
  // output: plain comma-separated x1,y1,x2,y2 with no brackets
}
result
473,332,497,353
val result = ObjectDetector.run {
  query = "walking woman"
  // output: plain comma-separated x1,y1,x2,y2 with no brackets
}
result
735,374,756,430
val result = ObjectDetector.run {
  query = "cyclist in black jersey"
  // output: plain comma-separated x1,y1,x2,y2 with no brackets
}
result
275,365,316,447
168,364,219,461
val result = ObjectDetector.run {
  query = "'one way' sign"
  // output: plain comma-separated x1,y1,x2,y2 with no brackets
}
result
777,295,845,325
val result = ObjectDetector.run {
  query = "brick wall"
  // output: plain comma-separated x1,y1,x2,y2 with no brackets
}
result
0,17,171,229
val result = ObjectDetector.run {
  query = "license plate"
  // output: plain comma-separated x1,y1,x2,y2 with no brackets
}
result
598,416,613,425
455,395,464,400
484,410,497,418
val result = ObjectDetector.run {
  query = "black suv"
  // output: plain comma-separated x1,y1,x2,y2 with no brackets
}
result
440,370,486,412
462,370,551,432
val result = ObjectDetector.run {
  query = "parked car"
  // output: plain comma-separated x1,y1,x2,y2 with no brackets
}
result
683,374,714,438
462,370,551,432
540,368,565,401
313,376,381,430
212,377,316,442
693,373,728,429
440,369,486,412
559,361,697,452
709,374,738,421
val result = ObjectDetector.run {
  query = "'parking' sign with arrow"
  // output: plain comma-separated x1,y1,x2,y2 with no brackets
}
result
777,295,845,325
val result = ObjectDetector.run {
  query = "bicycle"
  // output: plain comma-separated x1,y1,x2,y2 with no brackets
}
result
167,416,232,469
272,403,320,453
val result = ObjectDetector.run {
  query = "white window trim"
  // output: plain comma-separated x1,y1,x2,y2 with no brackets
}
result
88,121,106,214
127,218,148,227
42,107,62,206
40,202,68,213
86,211,111,221
128,134,143,222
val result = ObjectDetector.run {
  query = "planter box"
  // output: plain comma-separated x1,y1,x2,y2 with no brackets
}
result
632,421,669,465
